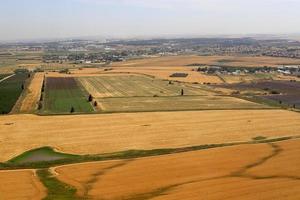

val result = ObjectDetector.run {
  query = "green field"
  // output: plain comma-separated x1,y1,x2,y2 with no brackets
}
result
77,75,211,98
97,95,268,113
0,74,11,80
0,73,28,114
43,77,94,114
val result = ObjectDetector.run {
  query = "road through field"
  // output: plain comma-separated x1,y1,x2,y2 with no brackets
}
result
55,139,300,200
0,169,46,200
0,110,300,162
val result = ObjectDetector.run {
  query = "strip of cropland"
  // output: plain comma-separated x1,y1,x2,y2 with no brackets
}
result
54,138,300,200
77,75,210,98
111,55,300,68
0,109,300,162
43,77,93,114
0,73,29,114
221,80,300,108
18,72,44,113
0,170,46,200
98,96,267,112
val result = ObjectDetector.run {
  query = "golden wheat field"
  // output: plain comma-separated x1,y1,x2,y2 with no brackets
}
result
111,55,300,68
18,72,44,113
0,110,300,162
55,138,300,200
0,170,46,200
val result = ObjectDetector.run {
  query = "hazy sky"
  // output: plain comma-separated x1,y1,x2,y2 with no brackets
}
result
0,0,300,41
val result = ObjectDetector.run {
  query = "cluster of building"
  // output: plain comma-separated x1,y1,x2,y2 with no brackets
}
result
197,65,300,77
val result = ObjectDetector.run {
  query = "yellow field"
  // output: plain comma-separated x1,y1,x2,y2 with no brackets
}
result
0,170,46,200
45,55,300,84
103,67,223,84
46,67,223,84
19,72,44,113
112,55,300,68
55,138,300,200
0,110,300,162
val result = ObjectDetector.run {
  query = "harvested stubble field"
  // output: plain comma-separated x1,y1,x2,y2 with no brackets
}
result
98,96,267,112
77,74,266,112
111,55,300,68
77,75,211,98
43,77,93,113
0,110,300,162
18,72,44,113
55,138,300,200
0,170,46,200
103,67,223,84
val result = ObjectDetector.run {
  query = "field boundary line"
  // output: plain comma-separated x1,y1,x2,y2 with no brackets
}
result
0,74,15,83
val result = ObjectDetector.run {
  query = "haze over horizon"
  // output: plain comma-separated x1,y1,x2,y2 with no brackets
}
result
1,0,300,41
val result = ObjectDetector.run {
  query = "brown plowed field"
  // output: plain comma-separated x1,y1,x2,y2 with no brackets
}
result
0,170,46,200
19,72,44,112
55,139,300,200
0,110,300,162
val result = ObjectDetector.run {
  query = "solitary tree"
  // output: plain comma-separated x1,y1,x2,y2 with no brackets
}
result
181,89,184,96
94,101,98,107
88,94,93,102
38,102,43,110
70,106,75,113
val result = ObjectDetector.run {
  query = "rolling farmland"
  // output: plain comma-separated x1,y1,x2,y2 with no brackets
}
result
0,73,29,114
0,54,299,199
55,138,300,200
43,77,93,114
0,110,300,162
77,75,267,112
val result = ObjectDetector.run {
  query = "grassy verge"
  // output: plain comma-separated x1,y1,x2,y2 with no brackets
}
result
0,135,298,170
37,169,81,200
